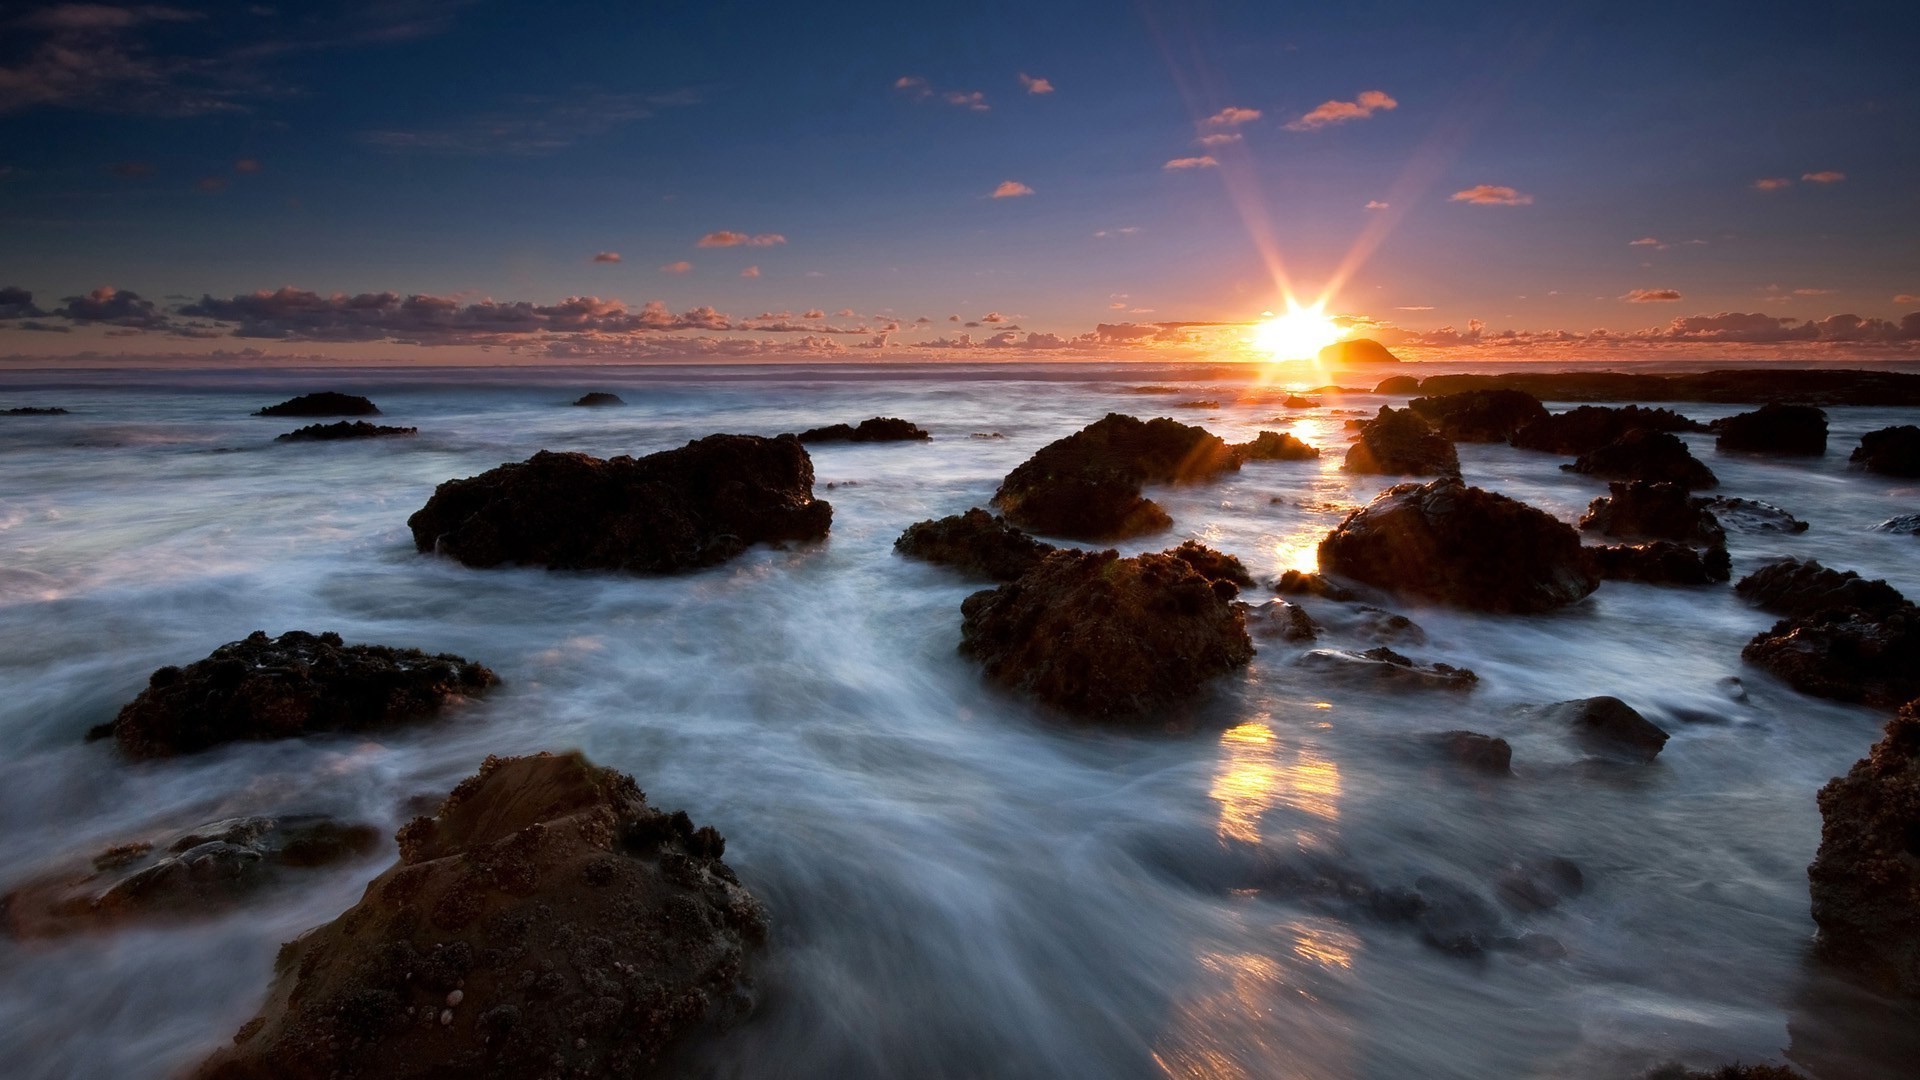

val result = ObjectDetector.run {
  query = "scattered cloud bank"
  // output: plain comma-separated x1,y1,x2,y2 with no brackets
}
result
1286,90,1396,131
1450,184,1533,206
697,231,785,247
894,76,988,111
1623,288,1682,302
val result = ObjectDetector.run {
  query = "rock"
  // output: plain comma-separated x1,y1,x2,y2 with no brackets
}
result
893,508,1055,582
1374,375,1420,395
1166,540,1254,587
1535,696,1669,760
1300,647,1478,691
1431,730,1512,774
1850,425,1920,477
1564,429,1718,489
1875,514,1920,535
1174,399,1219,409
1318,338,1401,365
90,631,497,759
1356,607,1426,645
1318,477,1600,613
1735,559,1908,618
1492,856,1583,912
1281,395,1319,409
1703,496,1809,534
572,392,625,406
4,406,68,415
3,815,379,939
408,435,832,572
1587,541,1732,585
1406,875,1501,956
958,548,1253,719
1233,430,1318,461
191,752,766,1080
1579,481,1726,545
253,392,379,417
1642,1064,1807,1080
1713,403,1828,455
275,421,417,442
1407,389,1549,442
1342,407,1460,477
1808,699,1920,996
1272,570,1356,601
1245,599,1320,642
1405,368,1920,407
1510,404,1706,455
1742,607,1920,708
991,414,1238,540
794,417,930,443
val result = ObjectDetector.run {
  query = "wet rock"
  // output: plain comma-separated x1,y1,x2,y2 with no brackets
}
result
1245,599,1320,642
408,435,832,572
1407,875,1502,956
1493,856,1584,913
1299,647,1478,691
1411,368,1920,407
1734,559,1908,618
1233,430,1318,461
991,414,1239,540
1642,1064,1807,1080
1875,514,1920,535
1430,730,1512,774
1808,699,1920,996
1534,696,1669,760
1850,424,1920,477
253,392,379,417
90,631,498,759
1167,540,1254,587
1318,477,1600,613
1703,496,1809,534
572,392,625,406
1272,570,1357,601
1174,399,1219,409
1342,406,1460,477
275,421,417,442
1281,395,1319,409
958,548,1253,720
1713,403,1828,455
1510,404,1706,455
794,417,930,443
1407,389,1549,443
1318,338,1402,365
3,816,379,939
893,508,1055,582
192,751,766,1080
1587,541,1732,585
1356,607,1426,645
1565,429,1718,489
4,406,68,415
1579,481,1726,545
1742,606,1920,708
1374,375,1420,394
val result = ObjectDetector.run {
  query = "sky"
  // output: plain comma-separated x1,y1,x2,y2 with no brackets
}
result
1,0,1917,364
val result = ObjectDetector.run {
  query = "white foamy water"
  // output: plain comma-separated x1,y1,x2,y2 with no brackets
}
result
1,361,1917,1079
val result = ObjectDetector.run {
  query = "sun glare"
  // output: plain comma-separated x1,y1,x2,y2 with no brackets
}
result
1251,304,1344,361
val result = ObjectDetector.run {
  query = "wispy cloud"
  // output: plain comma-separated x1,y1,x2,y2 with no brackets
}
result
1752,177,1792,191
697,231,785,247
1163,155,1217,170
1285,90,1396,131
1018,73,1053,94
1450,184,1532,206
1629,237,1664,247
1202,106,1261,129
1623,288,1683,302
1898,294,1920,305
363,90,700,156
991,180,1034,198
944,90,988,111
1094,226,1140,238
893,75,988,110
591,252,621,263
660,260,692,274
1365,200,1388,210
739,266,759,278
1195,132,1242,148
1802,170,1845,184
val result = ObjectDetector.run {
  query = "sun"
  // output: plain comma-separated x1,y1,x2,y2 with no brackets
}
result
1251,303,1345,360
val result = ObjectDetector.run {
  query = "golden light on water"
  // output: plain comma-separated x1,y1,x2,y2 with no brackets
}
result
1249,302,1346,362
1208,719,1343,846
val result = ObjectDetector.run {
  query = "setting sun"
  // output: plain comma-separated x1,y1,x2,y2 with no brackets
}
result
1251,304,1345,360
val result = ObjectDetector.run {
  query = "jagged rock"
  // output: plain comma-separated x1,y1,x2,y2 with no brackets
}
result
408,435,832,572
1850,425,1920,477
1272,570,1357,601
1742,607,1920,708
1298,647,1478,691
254,392,379,417
1533,696,1669,760
893,508,1055,582
958,548,1253,719
1493,857,1583,912
1233,430,1318,461
1588,541,1731,585
1318,338,1401,365
1431,730,1511,774
1342,406,1460,477
794,417,930,443
991,414,1238,540
1808,700,1920,996
1407,389,1549,442
4,406,68,415
1414,368,1920,407
1511,404,1705,455
1735,559,1908,618
1704,496,1809,534
1167,540,1254,586
192,752,766,1080
1565,429,1718,489
1244,599,1320,642
89,631,498,759
1713,403,1828,455
275,421,417,442
1875,514,1920,536
1374,375,1420,394
1579,481,1726,545
1318,477,1600,613
572,392,625,406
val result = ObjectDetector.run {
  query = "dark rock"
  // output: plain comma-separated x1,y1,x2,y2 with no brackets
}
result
1511,404,1706,455
1167,540,1254,587
1245,599,1320,642
1343,406,1460,477
1407,389,1549,443
991,414,1238,540
1272,570,1356,601
1407,368,1920,407
1281,395,1319,409
1431,730,1511,774
1565,429,1718,489
1643,1064,1807,1080
408,435,832,572
1535,696,1669,760
794,417,930,443
253,392,379,417
572,392,625,406
1713,403,1828,455
191,752,766,1080
4,406,68,415
1174,399,1219,409
1407,875,1501,956
1318,477,1600,613
1808,699,1920,996
1299,647,1479,691
1318,338,1401,365
1735,559,1908,618
1233,430,1318,461
275,421,417,442
1493,856,1583,912
958,548,1253,720
1127,385,1179,395
1742,606,1920,708
1875,514,1920,536
1703,496,1809,534
1587,541,1732,585
1579,481,1726,545
1850,425,1920,477
92,631,497,759
1356,607,1426,645
893,508,1055,582
1374,375,1420,395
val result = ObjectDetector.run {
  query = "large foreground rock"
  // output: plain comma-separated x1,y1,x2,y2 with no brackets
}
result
1407,389,1548,442
254,392,379,417
1578,481,1726,545
894,508,1055,582
959,547,1253,719
1850,425,1920,477
408,435,832,572
1318,478,1600,613
991,414,1238,540
1342,406,1460,477
194,752,766,1080
794,417,930,443
1565,429,1718,489
1713,403,1827,455
1808,700,1920,996
1510,405,1704,455
90,631,498,759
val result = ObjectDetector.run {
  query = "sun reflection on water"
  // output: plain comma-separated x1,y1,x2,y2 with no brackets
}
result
1208,719,1342,847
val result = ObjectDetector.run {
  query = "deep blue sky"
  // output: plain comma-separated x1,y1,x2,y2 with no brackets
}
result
1,0,1916,361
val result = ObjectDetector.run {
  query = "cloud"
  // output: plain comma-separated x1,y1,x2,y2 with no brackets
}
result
1450,184,1532,206
1752,177,1792,191
739,266,759,278
1093,226,1139,237
1802,170,1845,184
803,309,825,319
1793,288,1834,296
980,312,1007,323
1629,237,1663,247
659,260,692,274
1623,288,1683,303
888,76,986,110
234,157,261,173
1285,90,1397,131
1203,106,1261,129
1898,294,1920,305
1163,155,1218,170
1396,305,1435,311
55,286,171,328
172,288,749,343
944,90,988,111
1018,73,1053,94
591,252,621,263
0,286,47,319
893,75,929,96
1195,132,1242,147
196,175,227,192
991,180,1034,198
698,231,785,247
1372,309,1920,355
836,308,856,317
1365,200,1388,210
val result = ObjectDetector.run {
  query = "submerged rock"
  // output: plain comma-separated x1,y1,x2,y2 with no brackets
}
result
1713,403,1828,455
1565,429,1718,489
1244,599,1320,642
1588,541,1731,586
1493,856,1584,913
1342,406,1460,477
1300,647,1478,691
991,414,1239,540
794,417,930,443
1579,481,1725,545
1735,559,1908,619
275,421,417,442
1808,699,1920,996
1318,477,1600,613
90,631,498,759
1643,1064,1807,1080
408,435,832,572
1850,425,1920,477
1532,696,1669,760
893,508,1055,582
1431,730,1512,774
958,548,1253,720
1233,430,1318,461
572,391,625,406
1510,404,1705,455
1704,496,1809,534
1272,570,1357,602
253,392,379,417
1875,514,1920,536
4,406,68,415
193,751,766,1080
1407,389,1549,443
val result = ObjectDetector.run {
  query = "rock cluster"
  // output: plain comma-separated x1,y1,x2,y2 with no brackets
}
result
1712,403,1827,455
893,508,1055,582
1737,560,1920,706
1587,541,1731,586
254,392,380,417
4,406,68,415
275,421,417,442
1579,481,1726,545
1531,696,1669,760
1510,404,1704,455
1850,425,1920,477
1564,429,1718,489
1406,389,1549,442
1808,699,1920,996
1342,406,1460,477
794,417,930,443
991,414,1239,540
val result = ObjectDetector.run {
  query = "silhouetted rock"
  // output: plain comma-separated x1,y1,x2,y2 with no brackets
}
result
893,508,1055,582
1245,599,1320,642
1579,481,1726,544
1704,496,1809,534
1565,429,1718,489
1410,368,1920,407
1850,425,1920,477
1233,430,1318,461
192,752,766,1080
1735,559,1908,618
1743,607,1920,708
795,417,930,443
1493,856,1583,912
1588,541,1732,585
3,406,67,415
1167,539,1254,586
1408,389,1549,442
1318,477,1600,613
1431,730,1511,774
1343,406,1460,477
1174,399,1219,409
958,548,1253,720
1511,404,1705,455
1875,514,1920,536
1713,403,1828,455
90,631,498,759
1643,1064,1807,1080
1281,395,1319,409
1272,570,1356,601
408,435,832,572
275,421,417,442
991,414,1238,540
572,391,625,406
1374,375,1420,395
1535,696,1668,760
1808,699,1920,996
1318,338,1401,365
253,392,379,417
1301,647,1478,691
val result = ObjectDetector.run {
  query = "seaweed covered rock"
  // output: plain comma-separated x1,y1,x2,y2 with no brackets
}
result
408,435,832,572
1588,541,1732,585
276,421,417,442
254,392,379,418
192,752,767,1080
1407,389,1549,443
1233,430,1318,461
1735,559,1908,619
1272,570,1356,601
1318,477,1600,613
1808,700,1920,996
1742,606,1920,708
1565,429,1718,489
1703,496,1808,534
958,548,1253,720
1850,425,1920,477
1532,696,1669,760
794,417,930,443
1713,403,1827,455
1342,406,1460,477
572,392,625,406
893,508,1055,582
1166,539,1254,587
1510,404,1705,455
991,414,1238,540
1579,481,1726,545
91,631,498,759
